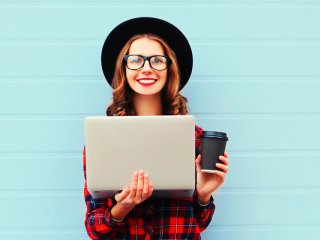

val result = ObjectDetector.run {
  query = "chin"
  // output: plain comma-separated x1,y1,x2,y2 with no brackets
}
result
137,91,161,96
133,87,164,96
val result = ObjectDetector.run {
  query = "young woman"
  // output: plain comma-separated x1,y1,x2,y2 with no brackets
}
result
83,17,229,240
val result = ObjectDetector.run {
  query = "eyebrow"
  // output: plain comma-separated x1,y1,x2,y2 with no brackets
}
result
127,53,165,56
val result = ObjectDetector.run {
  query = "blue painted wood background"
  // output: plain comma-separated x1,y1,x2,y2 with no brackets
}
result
1,1,320,239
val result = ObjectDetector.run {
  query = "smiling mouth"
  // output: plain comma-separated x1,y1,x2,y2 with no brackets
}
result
136,78,157,86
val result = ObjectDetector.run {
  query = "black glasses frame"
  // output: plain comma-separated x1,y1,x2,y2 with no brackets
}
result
123,54,171,71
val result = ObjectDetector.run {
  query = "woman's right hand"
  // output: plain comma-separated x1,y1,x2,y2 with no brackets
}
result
111,170,153,220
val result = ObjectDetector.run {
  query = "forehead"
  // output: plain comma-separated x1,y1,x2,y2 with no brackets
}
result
128,38,165,55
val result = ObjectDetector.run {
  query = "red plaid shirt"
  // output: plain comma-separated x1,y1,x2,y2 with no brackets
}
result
83,125,215,239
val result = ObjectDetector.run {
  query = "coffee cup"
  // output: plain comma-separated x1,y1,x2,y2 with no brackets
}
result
200,131,228,173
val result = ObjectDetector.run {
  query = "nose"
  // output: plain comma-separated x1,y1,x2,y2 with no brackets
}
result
141,59,153,73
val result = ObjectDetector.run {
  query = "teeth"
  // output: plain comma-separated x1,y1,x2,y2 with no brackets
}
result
139,79,156,84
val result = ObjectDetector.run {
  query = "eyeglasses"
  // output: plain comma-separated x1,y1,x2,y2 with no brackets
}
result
123,55,170,71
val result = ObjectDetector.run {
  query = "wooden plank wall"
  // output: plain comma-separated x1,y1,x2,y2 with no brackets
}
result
1,1,319,239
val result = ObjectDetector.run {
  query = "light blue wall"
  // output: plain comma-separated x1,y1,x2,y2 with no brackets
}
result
1,1,320,239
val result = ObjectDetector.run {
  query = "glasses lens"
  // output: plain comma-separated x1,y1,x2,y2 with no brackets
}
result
126,55,144,70
125,55,169,70
150,56,168,70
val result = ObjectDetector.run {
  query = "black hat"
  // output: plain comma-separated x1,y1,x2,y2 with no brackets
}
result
101,17,193,90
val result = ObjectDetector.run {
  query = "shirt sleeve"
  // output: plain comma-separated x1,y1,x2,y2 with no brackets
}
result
83,147,127,239
193,125,215,231
192,191,215,231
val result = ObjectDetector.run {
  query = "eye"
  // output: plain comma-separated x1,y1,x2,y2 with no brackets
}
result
152,56,165,64
128,56,142,63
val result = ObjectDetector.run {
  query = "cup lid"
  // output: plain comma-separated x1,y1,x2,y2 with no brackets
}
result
201,131,228,140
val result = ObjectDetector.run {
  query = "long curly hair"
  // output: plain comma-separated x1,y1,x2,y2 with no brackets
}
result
106,34,189,116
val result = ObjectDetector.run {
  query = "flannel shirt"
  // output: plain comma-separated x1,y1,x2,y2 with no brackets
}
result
83,125,215,239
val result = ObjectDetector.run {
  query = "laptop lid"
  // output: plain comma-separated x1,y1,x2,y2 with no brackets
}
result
84,115,195,199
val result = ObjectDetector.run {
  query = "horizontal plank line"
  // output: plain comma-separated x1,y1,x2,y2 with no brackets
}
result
3,0,320,3
228,148,320,152
207,224,320,231
2,39,320,45
1,150,320,158
191,74,320,81
0,154,81,159
1,187,320,196
1,225,320,234
0,78,105,83
0,39,99,45
2,75,320,82
225,149,320,156
1,113,320,120
0,114,92,120
218,186,320,194
0,190,82,197
1,224,320,232
0,227,84,233
0,150,82,155
195,113,320,119
2,1,320,8
1,79,320,85
192,38,320,46
191,76,320,82
0,113,320,119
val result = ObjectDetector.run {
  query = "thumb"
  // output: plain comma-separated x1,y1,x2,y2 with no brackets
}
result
195,154,202,173
115,187,130,202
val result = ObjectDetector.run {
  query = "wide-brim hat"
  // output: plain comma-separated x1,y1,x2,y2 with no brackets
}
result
101,17,193,90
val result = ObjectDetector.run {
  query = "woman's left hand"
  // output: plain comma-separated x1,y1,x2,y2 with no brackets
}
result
195,152,229,205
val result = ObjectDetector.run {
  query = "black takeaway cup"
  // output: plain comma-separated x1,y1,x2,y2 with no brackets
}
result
200,131,228,173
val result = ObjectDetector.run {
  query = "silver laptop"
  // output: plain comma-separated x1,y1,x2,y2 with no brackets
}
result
84,115,195,199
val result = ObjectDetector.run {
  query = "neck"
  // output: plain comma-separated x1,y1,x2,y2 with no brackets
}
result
132,93,163,116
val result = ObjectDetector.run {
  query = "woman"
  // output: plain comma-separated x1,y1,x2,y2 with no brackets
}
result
83,17,229,239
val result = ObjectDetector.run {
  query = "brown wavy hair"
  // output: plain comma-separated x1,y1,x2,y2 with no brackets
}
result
106,34,189,116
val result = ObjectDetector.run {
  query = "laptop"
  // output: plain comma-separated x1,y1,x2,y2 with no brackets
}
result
84,115,195,199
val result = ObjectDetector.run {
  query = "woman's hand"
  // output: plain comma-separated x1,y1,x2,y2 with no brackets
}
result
116,170,153,206
195,152,229,205
111,170,153,220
